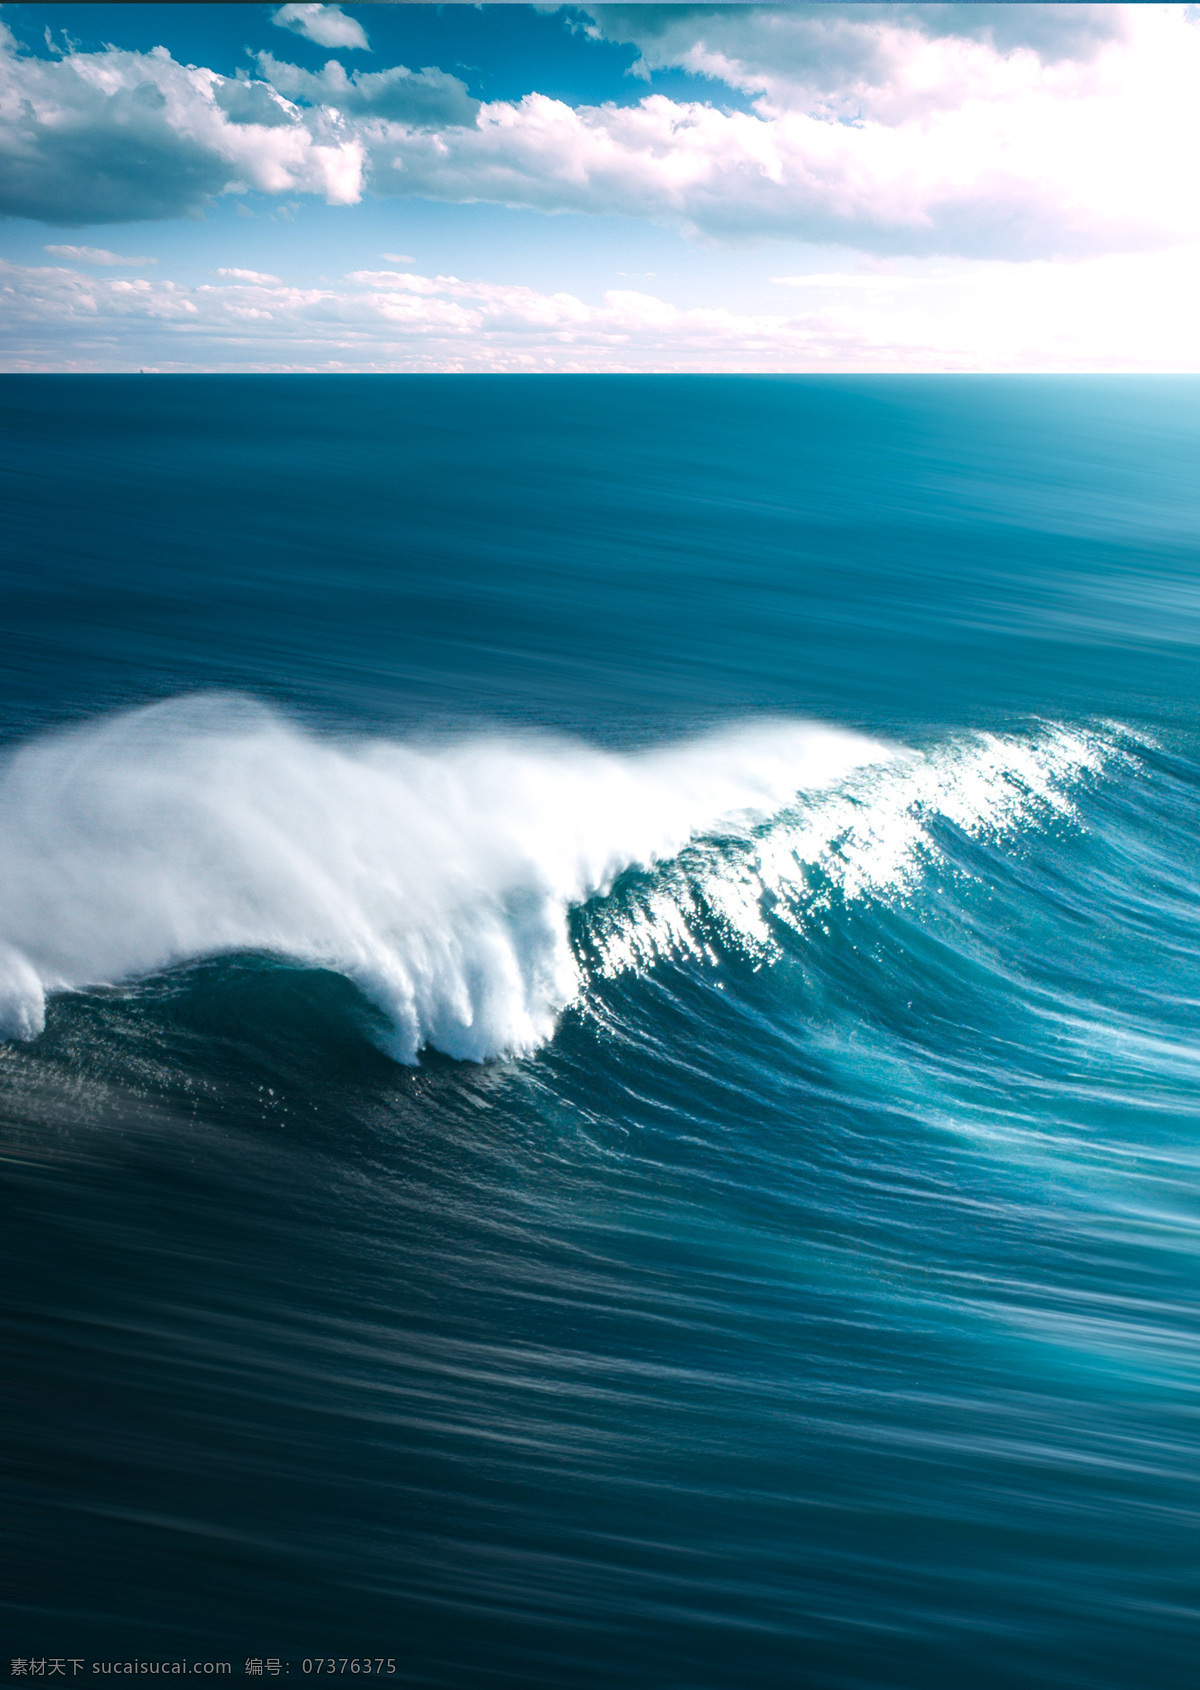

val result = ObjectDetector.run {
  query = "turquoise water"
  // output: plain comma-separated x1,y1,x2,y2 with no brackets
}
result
2,376,1199,1687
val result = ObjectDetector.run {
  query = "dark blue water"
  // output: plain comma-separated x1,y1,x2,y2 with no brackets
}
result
2,376,1200,1688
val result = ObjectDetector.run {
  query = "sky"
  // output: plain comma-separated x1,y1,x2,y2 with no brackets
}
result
2,0,1200,372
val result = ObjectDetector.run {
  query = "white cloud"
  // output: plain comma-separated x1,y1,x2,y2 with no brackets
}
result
271,4,369,54
4,248,1200,375
44,244,157,265
256,52,477,128
580,4,1132,115
363,7,1200,259
3,5,1200,267
216,268,283,283
0,23,364,224
382,253,415,265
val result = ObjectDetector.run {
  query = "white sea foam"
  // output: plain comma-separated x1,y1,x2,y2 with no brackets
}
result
585,722,1127,978
0,695,894,1060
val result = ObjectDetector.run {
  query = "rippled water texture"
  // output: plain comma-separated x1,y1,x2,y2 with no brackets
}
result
2,376,1200,1688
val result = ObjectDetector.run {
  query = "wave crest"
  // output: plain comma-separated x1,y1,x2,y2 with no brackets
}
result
580,721,1130,979
0,696,891,1061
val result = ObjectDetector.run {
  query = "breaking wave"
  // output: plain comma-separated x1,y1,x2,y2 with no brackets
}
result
0,696,1129,1062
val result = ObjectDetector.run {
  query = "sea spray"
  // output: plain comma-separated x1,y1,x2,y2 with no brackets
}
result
0,695,891,1059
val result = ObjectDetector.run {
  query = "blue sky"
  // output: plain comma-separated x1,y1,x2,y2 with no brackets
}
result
3,2,1200,371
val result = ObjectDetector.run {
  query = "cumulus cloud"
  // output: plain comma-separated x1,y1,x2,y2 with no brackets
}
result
213,77,296,128
4,250,1200,376
890,3,1126,60
0,253,823,371
256,52,479,128
272,4,369,53
580,4,1131,112
0,22,364,223
3,4,1200,264
44,244,157,265
364,4,1200,260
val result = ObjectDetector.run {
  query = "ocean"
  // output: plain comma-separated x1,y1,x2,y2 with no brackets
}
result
2,375,1199,1688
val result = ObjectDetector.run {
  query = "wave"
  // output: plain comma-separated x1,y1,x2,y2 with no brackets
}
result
0,697,1133,1062
581,719,1129,979
0,696,893,1061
